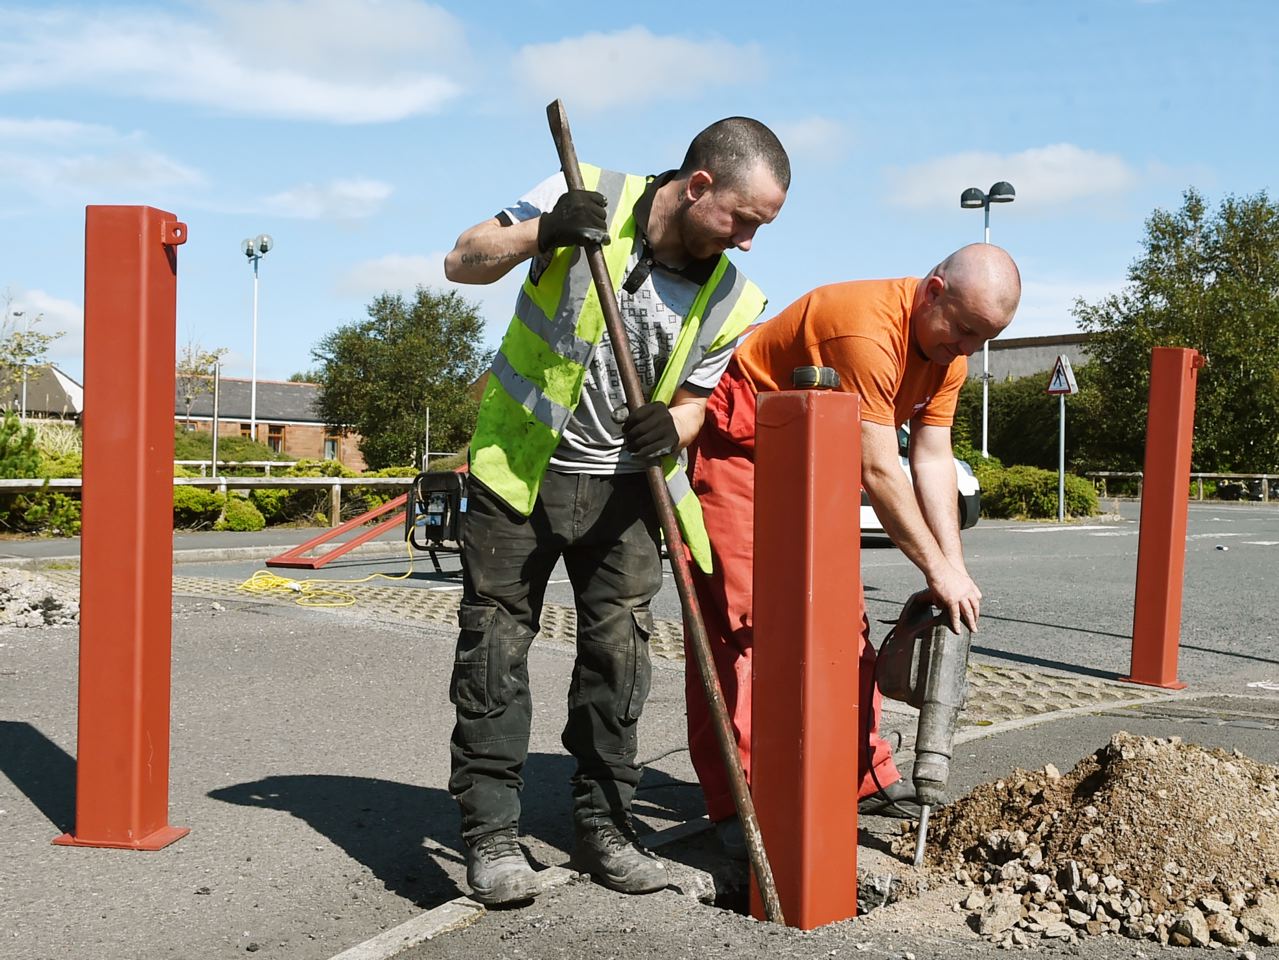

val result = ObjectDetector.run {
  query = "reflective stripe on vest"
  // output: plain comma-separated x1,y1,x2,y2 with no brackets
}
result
470,164,767,573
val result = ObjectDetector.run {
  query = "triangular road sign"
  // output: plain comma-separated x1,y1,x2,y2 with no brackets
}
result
1046,354,1079,395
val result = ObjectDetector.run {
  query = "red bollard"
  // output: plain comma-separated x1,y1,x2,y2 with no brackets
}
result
1123,347,1203,690
54,207,190,850
751,388,861,928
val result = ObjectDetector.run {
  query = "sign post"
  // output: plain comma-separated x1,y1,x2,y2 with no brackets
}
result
1046,354,1079,521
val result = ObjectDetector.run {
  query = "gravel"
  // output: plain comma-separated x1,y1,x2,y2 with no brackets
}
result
0,567,78,626
913,731,1279,949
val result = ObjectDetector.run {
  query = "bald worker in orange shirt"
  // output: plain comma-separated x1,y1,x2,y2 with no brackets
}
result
684,243,1021,858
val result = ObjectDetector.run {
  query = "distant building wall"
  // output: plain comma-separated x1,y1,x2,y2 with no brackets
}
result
969,332,1094,382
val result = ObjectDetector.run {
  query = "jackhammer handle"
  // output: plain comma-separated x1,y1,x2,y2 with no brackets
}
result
546,98,785,926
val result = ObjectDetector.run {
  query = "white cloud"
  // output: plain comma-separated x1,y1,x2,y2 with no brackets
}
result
885,144,1138,209
512,27,763,111
0,2,465,124
0,129,205,203
1011,275,1127,338
334,253,446,296
773,116,850,167
3,288,85,371
263,178,393,220
0,117,118,145
335,252,523,347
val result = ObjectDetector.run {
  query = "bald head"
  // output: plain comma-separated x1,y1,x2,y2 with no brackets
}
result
912,244,1021,365
931,243,1021,330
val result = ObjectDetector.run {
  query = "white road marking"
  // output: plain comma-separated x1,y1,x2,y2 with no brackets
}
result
1187,532,1246,540
1006,525,1118,533
1090,531,1136,537
1247,681,1279,692
1244,541,1279,546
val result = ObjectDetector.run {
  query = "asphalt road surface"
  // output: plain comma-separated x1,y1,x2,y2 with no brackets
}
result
169,498,1278,695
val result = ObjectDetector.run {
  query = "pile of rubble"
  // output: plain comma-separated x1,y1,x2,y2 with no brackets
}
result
0,567,79,626
907,732,1279,949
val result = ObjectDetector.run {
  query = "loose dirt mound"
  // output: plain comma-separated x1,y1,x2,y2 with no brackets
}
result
905,732,1279,948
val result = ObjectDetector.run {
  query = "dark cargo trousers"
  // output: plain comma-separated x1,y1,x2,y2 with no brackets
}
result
449,470,663,844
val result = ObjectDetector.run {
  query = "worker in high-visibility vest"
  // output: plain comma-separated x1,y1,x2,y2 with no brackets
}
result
443,117,789,906
686,244,1021,860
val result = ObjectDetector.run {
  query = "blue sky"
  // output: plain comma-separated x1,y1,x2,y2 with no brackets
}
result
1,1,1274,385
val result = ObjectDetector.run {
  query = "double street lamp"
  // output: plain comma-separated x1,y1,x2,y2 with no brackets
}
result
959,181,1015,458
241,234,274,440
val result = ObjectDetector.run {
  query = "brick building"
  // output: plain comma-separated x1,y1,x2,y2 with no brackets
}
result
176,376,367,471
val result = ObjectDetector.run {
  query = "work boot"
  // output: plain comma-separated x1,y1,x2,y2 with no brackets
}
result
858,779,924,819
465,829,539,906
571,818,668,894
714,816,748,862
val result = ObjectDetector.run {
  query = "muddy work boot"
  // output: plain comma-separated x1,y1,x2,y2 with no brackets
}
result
465,829,539,906
714,816,748,862
571,818,668,894
858,779,924,819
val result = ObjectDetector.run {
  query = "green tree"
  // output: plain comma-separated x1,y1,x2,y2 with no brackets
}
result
311,287,492,469
1073,188,1279,472
175,338,227,428
1,293,61,409
955,366,1106,472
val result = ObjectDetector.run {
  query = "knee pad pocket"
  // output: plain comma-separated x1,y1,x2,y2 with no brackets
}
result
452,603,534,713
623,607,654,721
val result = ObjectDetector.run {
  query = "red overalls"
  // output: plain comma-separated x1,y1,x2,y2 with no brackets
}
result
683,357,901,822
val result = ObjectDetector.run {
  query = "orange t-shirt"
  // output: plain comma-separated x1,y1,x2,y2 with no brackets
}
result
733,278,966,428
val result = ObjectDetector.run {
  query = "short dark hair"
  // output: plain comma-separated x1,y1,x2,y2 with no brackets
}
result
677,117,791,191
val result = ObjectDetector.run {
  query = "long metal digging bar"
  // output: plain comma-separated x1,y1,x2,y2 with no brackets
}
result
545,98,784,925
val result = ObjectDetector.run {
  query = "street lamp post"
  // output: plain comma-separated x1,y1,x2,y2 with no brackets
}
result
241,234,274,441
12,310,26,421
960,182,1015,458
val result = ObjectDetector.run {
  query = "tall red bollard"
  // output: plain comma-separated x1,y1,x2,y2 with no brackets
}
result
751,387,861,928
1123,347,1203,690
54,207,190,850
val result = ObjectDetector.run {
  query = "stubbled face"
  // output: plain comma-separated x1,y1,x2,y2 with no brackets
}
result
677,163,787,260
914,276,1010,365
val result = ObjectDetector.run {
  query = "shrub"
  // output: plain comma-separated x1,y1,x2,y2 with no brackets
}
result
172,426,284,467
0,413,81,535
173,486,224,528
981,464,1099,520
427,452,467,473
214,494,265,532
31,421,81,457
0,413,42,479
16,491,81,536
247,459,358,525
40,452,82,478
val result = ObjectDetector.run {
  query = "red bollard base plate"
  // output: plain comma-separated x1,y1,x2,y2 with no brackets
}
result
1118,674,1187,691
53,825,189,850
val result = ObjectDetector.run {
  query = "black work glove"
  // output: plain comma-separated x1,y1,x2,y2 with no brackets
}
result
537,189,610,252
622,402,679,460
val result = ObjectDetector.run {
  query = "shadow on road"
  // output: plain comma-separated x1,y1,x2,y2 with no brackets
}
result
0,720,75,833
209,752,705,909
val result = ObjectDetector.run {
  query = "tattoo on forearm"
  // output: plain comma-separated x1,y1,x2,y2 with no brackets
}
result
460,250,523,266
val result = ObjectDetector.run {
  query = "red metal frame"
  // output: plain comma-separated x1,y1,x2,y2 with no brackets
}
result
751,389,861,928
266,494,407,569
55,206,189,850
1124,347,1203,689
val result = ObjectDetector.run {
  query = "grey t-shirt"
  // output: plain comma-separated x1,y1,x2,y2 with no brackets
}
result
503,172,736,475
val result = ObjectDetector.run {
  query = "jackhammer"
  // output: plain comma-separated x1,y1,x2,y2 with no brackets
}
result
875,591,973,866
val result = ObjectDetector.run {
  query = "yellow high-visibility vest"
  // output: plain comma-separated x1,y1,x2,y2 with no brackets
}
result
469,164,766,572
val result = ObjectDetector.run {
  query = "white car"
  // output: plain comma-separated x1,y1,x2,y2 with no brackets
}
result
860,426,981,534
